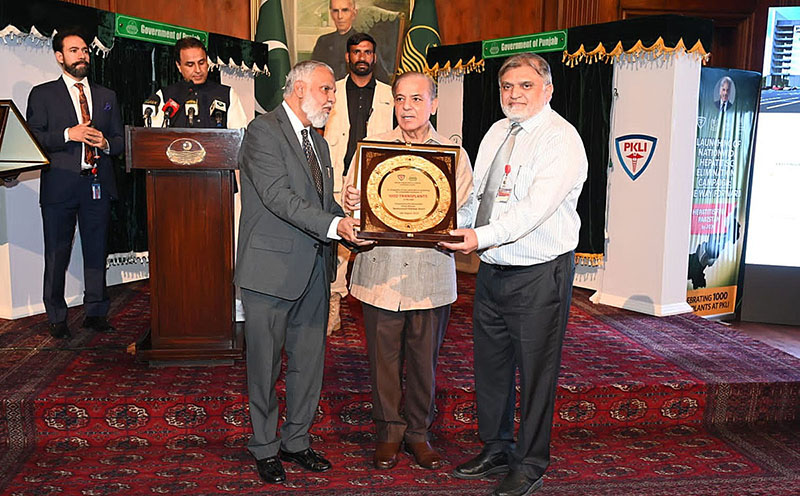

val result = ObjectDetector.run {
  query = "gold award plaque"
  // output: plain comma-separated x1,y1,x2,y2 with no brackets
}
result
355,140,463,244
366,155,451,232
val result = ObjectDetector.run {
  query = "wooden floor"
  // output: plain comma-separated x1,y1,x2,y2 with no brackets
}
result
725,320,800,359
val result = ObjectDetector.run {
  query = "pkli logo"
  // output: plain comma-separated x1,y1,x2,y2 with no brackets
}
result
614,134,657,181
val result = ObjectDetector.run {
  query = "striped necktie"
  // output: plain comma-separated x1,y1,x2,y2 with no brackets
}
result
301,129,324,203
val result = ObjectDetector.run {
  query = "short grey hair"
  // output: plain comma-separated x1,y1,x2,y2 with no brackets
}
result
392,71,438,100
283,60,334,98
498,52,552,86
330,0,356,9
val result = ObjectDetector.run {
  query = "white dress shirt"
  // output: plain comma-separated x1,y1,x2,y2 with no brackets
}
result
281,101,342,240
61,74,104,169
459,104,588,266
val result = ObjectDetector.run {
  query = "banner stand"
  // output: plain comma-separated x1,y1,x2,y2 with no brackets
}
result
590,54,700,316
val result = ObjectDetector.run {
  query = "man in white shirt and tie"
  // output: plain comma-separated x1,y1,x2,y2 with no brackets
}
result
26,27,124,339
441,52,588,496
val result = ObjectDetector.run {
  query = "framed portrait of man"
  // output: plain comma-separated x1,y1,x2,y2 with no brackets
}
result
291,0,409,83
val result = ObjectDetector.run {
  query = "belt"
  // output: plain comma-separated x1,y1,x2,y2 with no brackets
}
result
79,169,94,176
484,252,573,272
483,263,531,271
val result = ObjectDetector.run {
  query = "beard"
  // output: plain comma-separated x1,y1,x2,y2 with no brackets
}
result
65,60,90,79
349,60,374,77
501,102,531,123
301,96,331,128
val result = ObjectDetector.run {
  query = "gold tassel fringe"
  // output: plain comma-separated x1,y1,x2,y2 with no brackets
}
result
575,252,604,267
562,37,711,68
426,56,485,78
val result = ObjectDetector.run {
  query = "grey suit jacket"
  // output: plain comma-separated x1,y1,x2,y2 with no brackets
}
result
235,104,344,300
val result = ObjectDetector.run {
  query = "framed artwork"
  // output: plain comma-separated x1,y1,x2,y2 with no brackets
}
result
292,0,409,83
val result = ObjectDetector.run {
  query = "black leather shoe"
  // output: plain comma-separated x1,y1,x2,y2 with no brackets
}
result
492,470,543,496
48,322,71,339
82,316,115,332
279,448,331,472
453,449,509,480
255,456,286,483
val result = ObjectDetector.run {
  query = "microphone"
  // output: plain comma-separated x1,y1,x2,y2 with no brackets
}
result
142,96,160,127
209,99,227,128
161,99,180,127
184,82,198,127
185,98,198,127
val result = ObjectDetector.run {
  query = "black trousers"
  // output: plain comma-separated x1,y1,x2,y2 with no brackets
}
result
472,251,574,479
40,178,110,324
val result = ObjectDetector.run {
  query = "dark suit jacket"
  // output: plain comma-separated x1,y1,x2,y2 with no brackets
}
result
235,104,344,300
26,78,124,205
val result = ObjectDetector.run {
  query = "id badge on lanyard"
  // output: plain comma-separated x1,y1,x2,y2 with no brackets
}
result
496,164,512,203
91,175,101,200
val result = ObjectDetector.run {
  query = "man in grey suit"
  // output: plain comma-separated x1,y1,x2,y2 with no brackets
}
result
236,60,367,484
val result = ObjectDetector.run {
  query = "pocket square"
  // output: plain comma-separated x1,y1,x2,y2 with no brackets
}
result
103,102,112,111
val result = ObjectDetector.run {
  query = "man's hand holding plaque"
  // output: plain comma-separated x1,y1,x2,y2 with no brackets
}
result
336,215,372,246
344,184,361,211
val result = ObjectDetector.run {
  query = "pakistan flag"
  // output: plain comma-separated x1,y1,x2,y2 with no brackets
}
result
397,0,441,74
254,0,291,113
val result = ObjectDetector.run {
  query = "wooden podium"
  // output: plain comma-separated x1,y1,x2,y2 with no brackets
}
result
126,127,244,362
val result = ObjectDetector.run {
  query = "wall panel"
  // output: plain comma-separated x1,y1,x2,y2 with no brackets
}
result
435,0,479,45
60,0,251,39
560,0,618,28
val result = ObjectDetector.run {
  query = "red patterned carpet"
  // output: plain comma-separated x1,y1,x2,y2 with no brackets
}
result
1,275,799,495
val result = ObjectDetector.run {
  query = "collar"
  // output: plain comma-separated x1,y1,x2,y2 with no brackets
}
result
337,28,355,39
346,74,376,91
389,122,438,145
181,79,215,91
61,73,89,89
282,100,310,136
514,103,551,134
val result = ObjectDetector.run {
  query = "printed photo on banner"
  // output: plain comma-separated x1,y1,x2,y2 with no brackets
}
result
294,0,410,83
687,67,761,317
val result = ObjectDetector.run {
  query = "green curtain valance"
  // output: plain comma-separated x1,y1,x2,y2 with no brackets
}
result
0,0,268,74
427,15,713,77
563,14,712,67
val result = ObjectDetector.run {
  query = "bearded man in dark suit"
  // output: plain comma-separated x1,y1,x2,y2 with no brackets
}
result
26,27,124,339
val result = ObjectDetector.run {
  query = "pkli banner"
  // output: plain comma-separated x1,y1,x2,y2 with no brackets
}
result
687,68,760,316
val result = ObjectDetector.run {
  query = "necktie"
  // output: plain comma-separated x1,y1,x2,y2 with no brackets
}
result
301,129,324,203
74,82,95,167
475,123,522,227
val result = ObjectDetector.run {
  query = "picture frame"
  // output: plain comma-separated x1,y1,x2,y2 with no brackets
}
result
352,140,463,244
293,0,409,83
